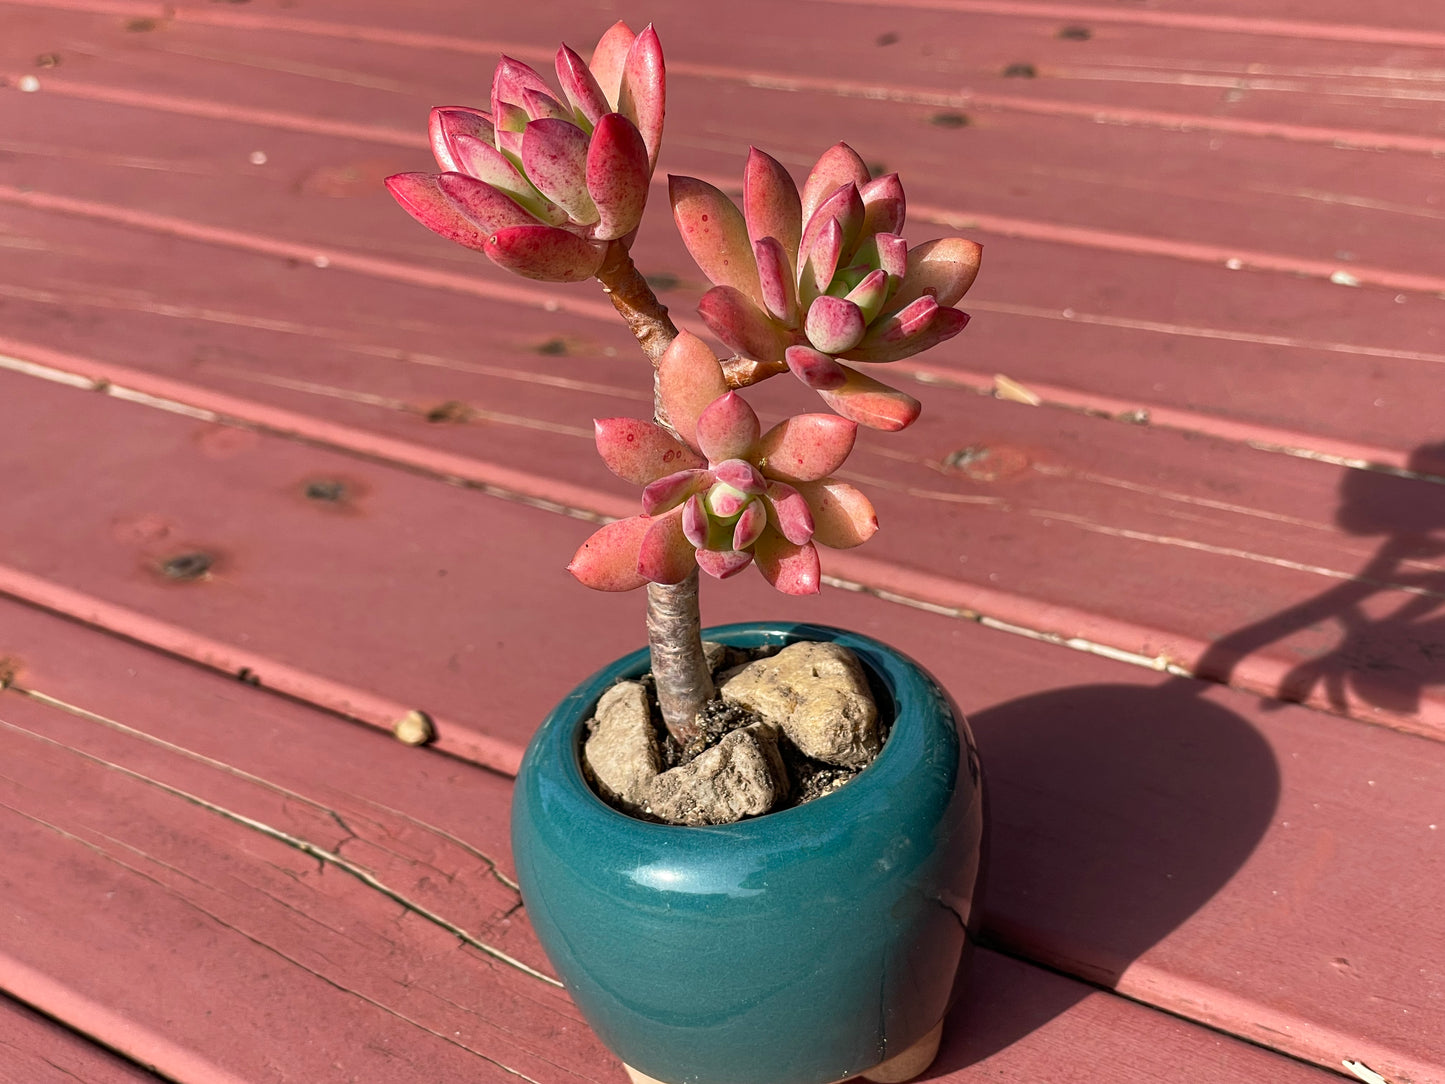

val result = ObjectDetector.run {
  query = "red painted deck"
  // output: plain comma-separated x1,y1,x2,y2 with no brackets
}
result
1,2,1441,1081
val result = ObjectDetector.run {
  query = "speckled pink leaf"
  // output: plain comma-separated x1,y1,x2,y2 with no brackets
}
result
859,173,906,239
764,482,816,545
521,119,598,224
805,295,867,355
618,25,665,175
589,21,637,110
754,530,821,595
493,101,530,135
754,237,797,324
682,493,709,548
492,56,553,118
586,113,650,240
483,224,605,282
890,238,984,311
697,286,796,363
522,88,573,123
695,392,761,463
445,135,568,225
434,173,536,235
595,417,704,485
696,548,754,580
670,176,763,307
756,414,857,483
706,484,750,520
799,182,864,276
732,501,768,551
385,173,490,252
800,143,870,229
743,147,802,265
641,468,711,514
713,458,766,495
638,506,696,585
801,218,845,300
816,364,922,431
795,480,878,548
845,298,970,363
429,107,494,172
785,345,848,390
657,331,729,451
555,45,611,128
568,516,650,591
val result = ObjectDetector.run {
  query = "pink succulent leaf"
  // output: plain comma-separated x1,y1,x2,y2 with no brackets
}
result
785,344,849,391
385,173,491,252
743,147,802,266
713,458,766,495
586,113,651,241
669,176,763,308
754,237,798,324
641,467,712,515
495,127,525,161
795,480,879,549
798,183,865,276
695,391,762,463
568,515,651,591
483,224,606,282
657,331,729,451
618,25,665,175
555,45,611,129
844,268,892,325
638,506,696,585
697,286,797,363
522,88,574,123
705,483,751,520
732,500,769,550
801,218,845,302
805,295,867,355
589,21,637,110
434,173,538,234
845,301,970,363
756,413,858,483
595,417,704,485
816,364,922,431
492,56,554,117
521,119,598,225
681,494,732,550
851,231,908,283
697,547,755,580
764,481,816,545
446,135,569,225
800,143,871,228
858,173,906,239
754,529,822,595
493,101,532,135
889,237,984,312
429,107,494,171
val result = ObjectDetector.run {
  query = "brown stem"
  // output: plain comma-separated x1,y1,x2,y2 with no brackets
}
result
594,241,713,742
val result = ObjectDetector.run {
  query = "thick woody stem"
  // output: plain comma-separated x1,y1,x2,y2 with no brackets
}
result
595,241,714,743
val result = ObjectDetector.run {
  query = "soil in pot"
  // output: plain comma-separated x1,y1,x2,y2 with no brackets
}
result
581,639,889,826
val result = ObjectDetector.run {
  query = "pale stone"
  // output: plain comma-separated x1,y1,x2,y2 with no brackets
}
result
645,723,786,825
582,681,660,812
720,641,880,768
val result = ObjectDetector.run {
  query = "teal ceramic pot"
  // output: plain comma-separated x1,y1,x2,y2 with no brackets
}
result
511,623,984,1084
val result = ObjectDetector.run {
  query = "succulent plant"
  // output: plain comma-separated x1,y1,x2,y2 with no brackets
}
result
385,21,664,282
670,144,982,430
569,332,879,596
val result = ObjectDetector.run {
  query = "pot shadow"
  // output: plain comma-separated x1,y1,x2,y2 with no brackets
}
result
932,675,1279,1070
930,441,1445,1069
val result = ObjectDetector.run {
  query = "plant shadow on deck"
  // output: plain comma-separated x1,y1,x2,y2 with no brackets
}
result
931,442,1445,1071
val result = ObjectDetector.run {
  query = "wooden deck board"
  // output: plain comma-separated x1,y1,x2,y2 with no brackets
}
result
0,995,159,1083
1,0,1441,1079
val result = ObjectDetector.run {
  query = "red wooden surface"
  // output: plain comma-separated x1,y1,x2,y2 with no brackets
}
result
1,0,1442,1081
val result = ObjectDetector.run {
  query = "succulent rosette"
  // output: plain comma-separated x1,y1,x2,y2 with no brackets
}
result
669,143,981,430
569,332,880,596
385,21,664,282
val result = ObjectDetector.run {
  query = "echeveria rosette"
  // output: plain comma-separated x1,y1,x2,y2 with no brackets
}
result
385,22,664,282
568,332,880,596
669,143,982,430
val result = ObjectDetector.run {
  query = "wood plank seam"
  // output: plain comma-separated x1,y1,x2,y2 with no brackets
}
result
0,709,560,987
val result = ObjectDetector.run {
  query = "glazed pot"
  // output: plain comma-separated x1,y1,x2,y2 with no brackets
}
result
510,622,984,1084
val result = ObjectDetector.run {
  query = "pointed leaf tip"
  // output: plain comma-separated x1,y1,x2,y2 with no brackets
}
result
568,517,651,591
